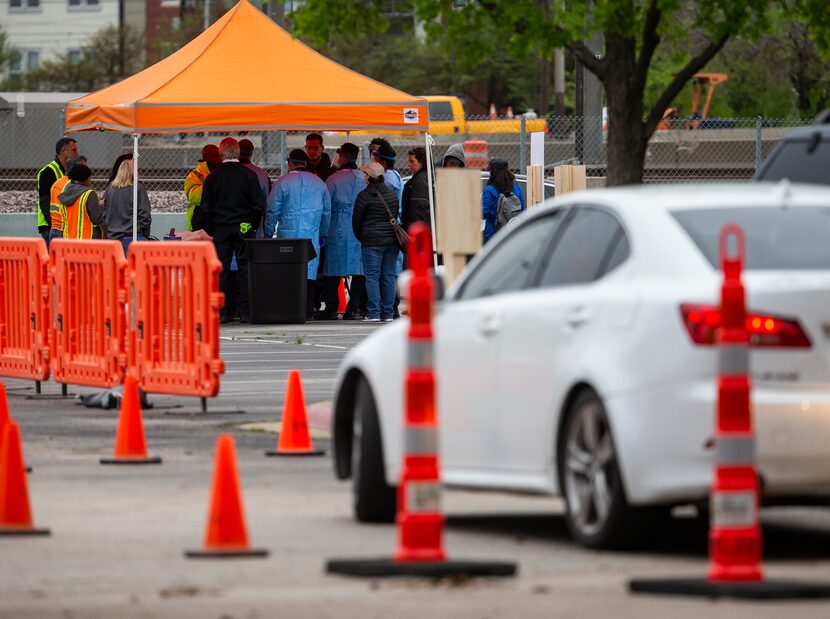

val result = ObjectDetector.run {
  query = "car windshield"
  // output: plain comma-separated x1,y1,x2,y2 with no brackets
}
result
673,206,830,270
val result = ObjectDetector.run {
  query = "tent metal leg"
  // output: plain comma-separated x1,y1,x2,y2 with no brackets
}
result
132,134,139,243
424,132,439,269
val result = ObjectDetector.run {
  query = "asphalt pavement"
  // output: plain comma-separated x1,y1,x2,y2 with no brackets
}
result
1,320,830,618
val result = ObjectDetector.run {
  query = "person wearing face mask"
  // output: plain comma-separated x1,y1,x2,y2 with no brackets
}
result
318,142,366,320
401,146,431,232
304,132,335,181
185,144,222,232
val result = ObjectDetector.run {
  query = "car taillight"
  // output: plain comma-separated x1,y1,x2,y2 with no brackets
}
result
680,304,812,348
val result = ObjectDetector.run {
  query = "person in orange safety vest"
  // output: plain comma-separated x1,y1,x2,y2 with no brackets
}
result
58,163,104,240
49,155,87,242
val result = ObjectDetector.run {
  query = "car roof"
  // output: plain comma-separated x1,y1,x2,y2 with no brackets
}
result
536,181,830,216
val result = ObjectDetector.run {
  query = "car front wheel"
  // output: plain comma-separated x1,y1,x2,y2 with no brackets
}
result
352,377,396,523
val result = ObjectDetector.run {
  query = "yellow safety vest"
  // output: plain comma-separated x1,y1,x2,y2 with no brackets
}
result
36,160,63,228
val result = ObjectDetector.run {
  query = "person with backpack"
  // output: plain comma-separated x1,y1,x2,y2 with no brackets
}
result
482,157,525,243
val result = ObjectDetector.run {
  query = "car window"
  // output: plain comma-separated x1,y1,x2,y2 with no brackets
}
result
457,213,563,301
429,101,454,122
673,206,830,270
538,208,626,287
757,134,829,185
599,231,630,276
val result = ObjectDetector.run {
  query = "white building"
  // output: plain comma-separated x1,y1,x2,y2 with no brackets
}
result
3,0,123,80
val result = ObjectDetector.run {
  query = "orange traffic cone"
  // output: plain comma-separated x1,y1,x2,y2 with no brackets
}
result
265,370,324,457
0,382,9,429
337,279,348,315
100,376,162,465
0,422,49,536
185,434,268,558
1,382,32,474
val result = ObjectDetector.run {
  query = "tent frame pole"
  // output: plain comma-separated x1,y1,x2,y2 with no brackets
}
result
424,131,438,269
132,133,139,242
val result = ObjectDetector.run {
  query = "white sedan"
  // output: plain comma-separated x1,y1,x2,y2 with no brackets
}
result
331,182,830,549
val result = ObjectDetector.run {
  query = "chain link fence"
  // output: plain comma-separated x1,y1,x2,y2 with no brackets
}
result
0,100,811,216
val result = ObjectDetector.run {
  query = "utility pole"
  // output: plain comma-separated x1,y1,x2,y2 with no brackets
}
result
118,0,125,77
203,0,210,31
262,1,285,27
553,49,565,115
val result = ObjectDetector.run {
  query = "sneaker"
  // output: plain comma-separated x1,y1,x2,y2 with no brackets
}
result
382,318,394,322
363,317,381,322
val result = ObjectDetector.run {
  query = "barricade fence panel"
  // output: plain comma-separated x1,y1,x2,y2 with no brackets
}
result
128,241,224,398
0,109,812,223
50,239,128,388
0,238,50,381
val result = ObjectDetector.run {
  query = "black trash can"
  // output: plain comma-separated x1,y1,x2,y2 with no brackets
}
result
243,239,316,324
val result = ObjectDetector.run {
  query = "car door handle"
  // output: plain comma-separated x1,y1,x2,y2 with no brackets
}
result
565,306,591,328
478,315,501,337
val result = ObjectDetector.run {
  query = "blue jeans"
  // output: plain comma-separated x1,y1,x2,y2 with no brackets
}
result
362,245,399,320
119,235,147,255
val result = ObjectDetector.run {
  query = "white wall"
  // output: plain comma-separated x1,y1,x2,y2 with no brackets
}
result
4,0,120,75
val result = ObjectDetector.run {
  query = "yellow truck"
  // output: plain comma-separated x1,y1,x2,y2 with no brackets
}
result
424,96,548,135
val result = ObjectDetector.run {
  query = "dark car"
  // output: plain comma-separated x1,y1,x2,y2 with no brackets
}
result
756,110,829,185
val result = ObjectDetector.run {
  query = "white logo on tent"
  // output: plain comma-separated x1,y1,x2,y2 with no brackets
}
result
403,108,419,124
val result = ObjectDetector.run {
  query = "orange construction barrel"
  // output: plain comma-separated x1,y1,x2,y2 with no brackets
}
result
463,140,489,170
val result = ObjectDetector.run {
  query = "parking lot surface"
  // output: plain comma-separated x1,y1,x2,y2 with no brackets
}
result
1,321,829,618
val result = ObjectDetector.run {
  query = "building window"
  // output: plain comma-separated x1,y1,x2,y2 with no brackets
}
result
68,49,82,64
9,52,22,78
25,50,40,70
8,49,40,76
67,0,101,9
10,0,41,10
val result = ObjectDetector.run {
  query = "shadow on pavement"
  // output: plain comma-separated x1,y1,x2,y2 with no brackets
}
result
446,510,830,562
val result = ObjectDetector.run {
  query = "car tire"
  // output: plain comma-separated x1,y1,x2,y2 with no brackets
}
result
352,378,397,523
559,389,653,549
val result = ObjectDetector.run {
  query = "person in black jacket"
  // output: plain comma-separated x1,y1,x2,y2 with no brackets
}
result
401,146,431,231
201,137,265,323
352,162,400,322
36,137,78,244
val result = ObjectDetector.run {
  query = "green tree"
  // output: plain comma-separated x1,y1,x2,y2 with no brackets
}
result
24,25,145,92
413,0,830,185
0,27,20,90
292,0,541,114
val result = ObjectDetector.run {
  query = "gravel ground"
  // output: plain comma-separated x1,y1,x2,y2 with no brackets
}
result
0,191,188,213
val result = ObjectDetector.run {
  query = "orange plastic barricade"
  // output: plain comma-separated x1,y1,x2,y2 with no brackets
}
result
50,239,128,388
0,239,50,382
127,242,224,398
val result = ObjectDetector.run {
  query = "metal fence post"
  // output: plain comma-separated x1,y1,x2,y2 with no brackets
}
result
755,116,763,173
279,130,286,178
519,115,527,173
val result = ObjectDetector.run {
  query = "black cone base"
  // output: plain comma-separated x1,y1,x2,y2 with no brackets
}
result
185,548,269,559
0,527,51,536
265,449,325,457
629,577,830,600
100,456,163,465
326,557,517,578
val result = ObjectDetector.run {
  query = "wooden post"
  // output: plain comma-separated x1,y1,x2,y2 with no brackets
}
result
553,165,587,196
435,168,482,285
525,164,544,210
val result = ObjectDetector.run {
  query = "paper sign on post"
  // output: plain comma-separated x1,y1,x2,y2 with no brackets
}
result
530,132,545,167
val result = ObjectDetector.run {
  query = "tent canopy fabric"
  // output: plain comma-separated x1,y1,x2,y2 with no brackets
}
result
65,0,428,134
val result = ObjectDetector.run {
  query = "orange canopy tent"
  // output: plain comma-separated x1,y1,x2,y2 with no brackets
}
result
65,0,428,134
64,0,437,249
